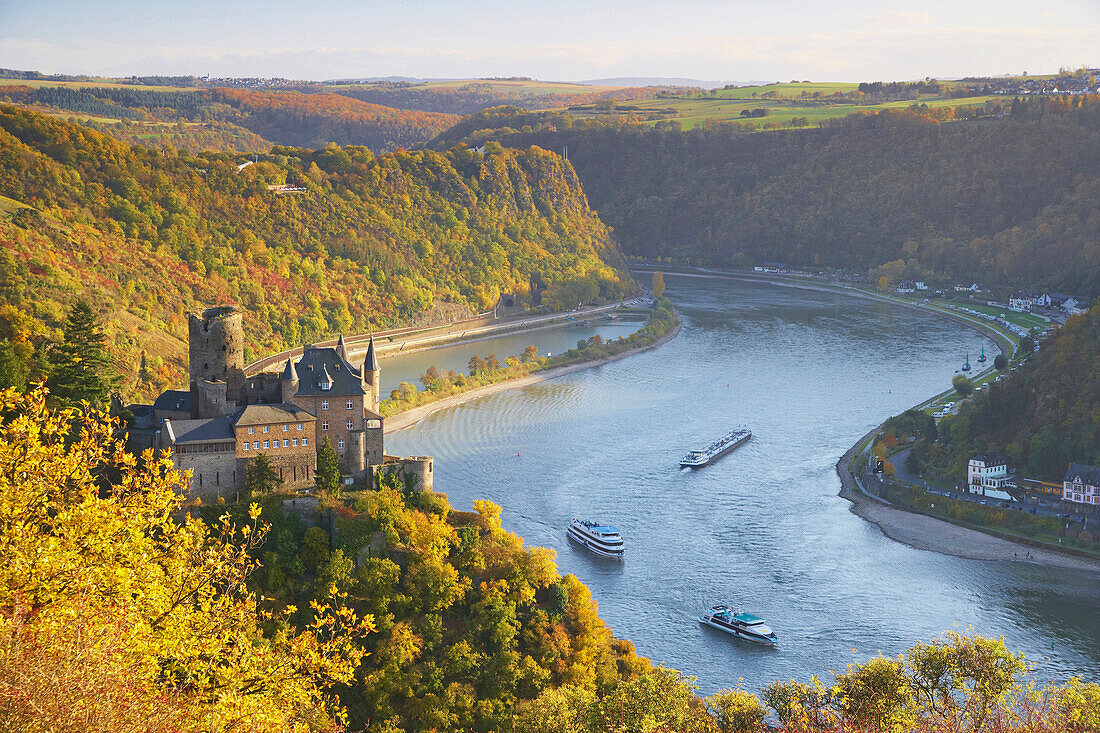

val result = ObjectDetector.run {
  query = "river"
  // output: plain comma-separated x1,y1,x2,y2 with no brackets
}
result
384,274,1100,692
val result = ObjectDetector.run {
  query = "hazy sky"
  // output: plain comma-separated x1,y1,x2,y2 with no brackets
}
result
3,1,1098,83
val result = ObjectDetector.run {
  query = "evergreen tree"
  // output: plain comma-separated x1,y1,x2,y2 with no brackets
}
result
315,437,341,494
0,340,28,390
245,452,282,499
47,300,114,407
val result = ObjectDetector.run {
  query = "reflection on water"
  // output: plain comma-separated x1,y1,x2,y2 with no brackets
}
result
386,274,1100,692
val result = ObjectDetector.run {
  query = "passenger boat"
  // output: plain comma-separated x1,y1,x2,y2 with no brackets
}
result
698,606,778,645
680,428,752,467
567,519,624,559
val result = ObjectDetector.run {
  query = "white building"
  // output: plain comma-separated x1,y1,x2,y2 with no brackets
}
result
1063,464,1099,506
968,452,1013,491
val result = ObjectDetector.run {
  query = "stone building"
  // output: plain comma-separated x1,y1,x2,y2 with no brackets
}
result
154,306,432,503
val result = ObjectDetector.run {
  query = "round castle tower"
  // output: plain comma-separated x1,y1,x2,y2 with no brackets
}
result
188,306,246,413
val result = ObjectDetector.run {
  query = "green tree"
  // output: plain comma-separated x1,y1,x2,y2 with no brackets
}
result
420,365,440,390
708,688,767,732
46,300,114,407
0,340,29,390
652,270,665,297
952,374,973,396
245,452,283,499
300,526,331,573
1019,336,1036,353
315,437,341,494
994,353,1008,370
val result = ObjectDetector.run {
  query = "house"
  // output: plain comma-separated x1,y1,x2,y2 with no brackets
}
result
1063,463,1100,506
896,280,916,294
760,262,788,273
915,281,929,291
967,452,1014,491
954,282,982,294
1008,290,1042,312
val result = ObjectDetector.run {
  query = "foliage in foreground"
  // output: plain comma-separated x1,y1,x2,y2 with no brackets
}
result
0,388,372,731
517,631,1100,733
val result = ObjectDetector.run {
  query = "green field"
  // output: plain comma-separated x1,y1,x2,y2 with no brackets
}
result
571,91,999,129
0,78,200,92
946,301,1048,329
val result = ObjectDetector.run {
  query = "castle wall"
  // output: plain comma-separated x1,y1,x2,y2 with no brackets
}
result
169,444,240,504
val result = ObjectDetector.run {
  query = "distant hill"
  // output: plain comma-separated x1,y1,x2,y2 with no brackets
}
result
437,98,1100,297
0,105,633,398
0,83,459,151
579,76,748,88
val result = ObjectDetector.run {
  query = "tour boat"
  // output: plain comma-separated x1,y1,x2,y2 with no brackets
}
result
567,518,624,559
680,428,752,467
698,606,778,645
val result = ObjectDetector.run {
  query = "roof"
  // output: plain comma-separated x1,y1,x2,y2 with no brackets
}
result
280,358,298,382
1064,463,1100,486
364,335,379,372
293,346,366,397
972,452,1008,466
167,417,235,443
153,389,191,413
336,334,349,360
234,403,316,426
732,613,764,624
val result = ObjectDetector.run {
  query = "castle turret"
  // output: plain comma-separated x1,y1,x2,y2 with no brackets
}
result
336,333,349,361
188,306,245,417
279,357,299,402
363,335,380,413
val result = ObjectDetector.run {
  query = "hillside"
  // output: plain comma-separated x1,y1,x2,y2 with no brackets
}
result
911,303,1100,483
438,98,1100,296
0,105,633,399
0,83,459,151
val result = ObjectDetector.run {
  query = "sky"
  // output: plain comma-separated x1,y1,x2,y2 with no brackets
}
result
2,0,1099,84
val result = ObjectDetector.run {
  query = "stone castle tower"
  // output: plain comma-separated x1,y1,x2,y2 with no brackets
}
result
189,306,246,418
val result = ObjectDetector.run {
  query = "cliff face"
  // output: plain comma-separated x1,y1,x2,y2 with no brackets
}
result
0,105,634,399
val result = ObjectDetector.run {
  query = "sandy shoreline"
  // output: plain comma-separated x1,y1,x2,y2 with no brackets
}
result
384,320,681,434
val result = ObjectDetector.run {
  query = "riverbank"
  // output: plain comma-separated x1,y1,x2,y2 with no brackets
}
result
836,430,1100,574
385,318,681,434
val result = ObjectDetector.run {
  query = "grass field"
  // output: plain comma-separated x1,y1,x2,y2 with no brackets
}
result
947,301,1049,329
0,194,31,217
571,92,998,129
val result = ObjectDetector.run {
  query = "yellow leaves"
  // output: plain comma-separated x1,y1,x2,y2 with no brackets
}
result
0,388,371,731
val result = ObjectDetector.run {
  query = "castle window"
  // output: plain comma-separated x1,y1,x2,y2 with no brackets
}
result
321,421,328,430
292,438,299,446
282,424,289,432
338,439,345,450
263,440,270,449
366,419,380,429
322,400,329,410
248,427,255,435
253,441,259,449
283,439,289,447
302,438,309,446
263,426,270,433
297,423,303,430
346,400,353,409
243,442,249,451
346,420,354,429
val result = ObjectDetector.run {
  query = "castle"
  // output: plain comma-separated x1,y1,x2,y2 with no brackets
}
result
147,306,431,503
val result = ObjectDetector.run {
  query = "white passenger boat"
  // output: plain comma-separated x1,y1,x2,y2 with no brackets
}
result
698,606,778,645
680,428,752,467
567,518,624,559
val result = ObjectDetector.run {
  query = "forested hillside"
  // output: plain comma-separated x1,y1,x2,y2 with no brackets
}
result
0,105,632,399
441,99,1100,296
911,304,1100,483
0,84,458,151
